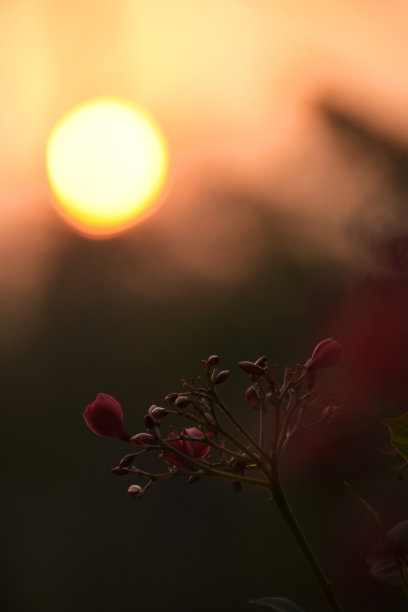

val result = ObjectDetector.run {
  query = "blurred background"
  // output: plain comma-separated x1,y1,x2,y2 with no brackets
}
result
2,1,408,610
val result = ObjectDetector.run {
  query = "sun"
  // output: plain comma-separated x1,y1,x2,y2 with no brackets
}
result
46,97,168,236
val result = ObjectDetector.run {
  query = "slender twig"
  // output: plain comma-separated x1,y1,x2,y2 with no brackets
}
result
163,432,251,466
128,466,203,480
214,419,265,468
210,389,271,464
271,398,281,460
269,465,343,612
155,431,270,489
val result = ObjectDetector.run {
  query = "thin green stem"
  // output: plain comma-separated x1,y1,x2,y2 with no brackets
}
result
164,409,264,468
155,431,270,489
172,390,267,469
271,399,281,460
175,432,257,465
259,405,264,448
269,466,343,612
206,436,260,464
206,469,270,488
215,420,265,468
210,389,271,464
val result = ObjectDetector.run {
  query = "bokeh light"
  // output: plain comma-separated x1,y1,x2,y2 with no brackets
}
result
46,97,168,236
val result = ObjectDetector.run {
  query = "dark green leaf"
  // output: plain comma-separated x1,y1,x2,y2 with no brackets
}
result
249,597,309,611
383,412,408,462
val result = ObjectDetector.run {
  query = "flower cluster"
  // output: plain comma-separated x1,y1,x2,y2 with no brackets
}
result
83,339,342,499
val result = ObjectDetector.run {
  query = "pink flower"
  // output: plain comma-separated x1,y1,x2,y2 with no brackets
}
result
306,338,342,371
130,432,158,447
83,393,129,440
161,426,211,469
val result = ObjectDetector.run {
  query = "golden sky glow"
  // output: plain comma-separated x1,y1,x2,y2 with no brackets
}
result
4,0,408,347
46,98,168,236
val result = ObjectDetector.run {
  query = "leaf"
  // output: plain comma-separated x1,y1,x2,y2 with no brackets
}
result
249,597,309,611
383,412,408,462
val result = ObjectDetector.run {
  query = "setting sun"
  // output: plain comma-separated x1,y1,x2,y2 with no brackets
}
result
46,98,168,236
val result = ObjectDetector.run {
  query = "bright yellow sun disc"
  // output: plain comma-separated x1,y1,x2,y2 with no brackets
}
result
46,98,168,236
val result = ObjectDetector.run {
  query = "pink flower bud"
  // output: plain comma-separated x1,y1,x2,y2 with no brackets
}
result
255,356,268,368
164,393,179,404
119,453,138,468
146,404,168,426
207,354,220,367
128,484,144,499
238,361,265,377
213,370,231,385
245,386,260,410
144,414,156,430
111,467,129,476
83,393,129,440
175,395,191,408
150,406,167,420
130,433,158,447
204,412,215,425
306,338,342,371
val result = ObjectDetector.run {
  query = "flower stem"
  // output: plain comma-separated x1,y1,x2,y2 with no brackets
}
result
155,431,270,489
210,389,271,463
269,467,343,612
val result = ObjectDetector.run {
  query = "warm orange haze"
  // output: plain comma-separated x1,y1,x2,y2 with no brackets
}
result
46,98,168,236
3,0,408,351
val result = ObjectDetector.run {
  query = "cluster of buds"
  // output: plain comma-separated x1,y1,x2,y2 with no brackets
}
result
83,339,342,499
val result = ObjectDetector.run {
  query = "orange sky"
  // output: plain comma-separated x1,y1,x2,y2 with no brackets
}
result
3,0,408,348
3,0,408,203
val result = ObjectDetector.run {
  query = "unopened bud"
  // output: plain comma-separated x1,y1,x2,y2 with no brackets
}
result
112,467,129,476
213,369,231,385
144,414,156,429
130,432,157,447
151,406,167,418
207,354,220,367
306,338,342,371
164,392,179,404
147,404,168,425
119,453,138,468
255,356,268,368
128,484,144,499
204,412,215,425
232,481,242,493
175,395,191,408
245,386,260,410
238,361,265,377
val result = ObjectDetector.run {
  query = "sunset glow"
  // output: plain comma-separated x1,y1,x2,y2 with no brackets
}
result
46,98,168,236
